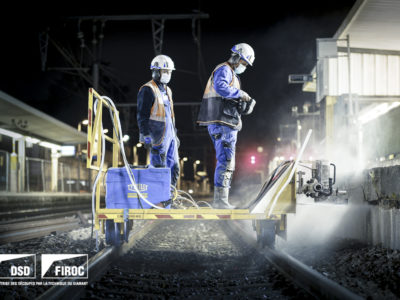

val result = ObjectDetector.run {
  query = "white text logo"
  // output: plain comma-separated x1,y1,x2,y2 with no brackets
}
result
0,254,36,279
41,254,88,279
128,183,148,192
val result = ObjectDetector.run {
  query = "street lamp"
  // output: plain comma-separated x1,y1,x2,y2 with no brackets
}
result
77,119,89,156
77,119,88,132
180,157,188,173
192,160,201,193
178,157,189,190
133,142,143,165
77,119,89,193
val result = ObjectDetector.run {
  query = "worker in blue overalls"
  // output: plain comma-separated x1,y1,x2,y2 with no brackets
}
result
137,55,180,195
197,43,256,209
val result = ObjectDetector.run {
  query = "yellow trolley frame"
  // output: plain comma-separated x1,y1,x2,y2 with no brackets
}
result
87,88,296,239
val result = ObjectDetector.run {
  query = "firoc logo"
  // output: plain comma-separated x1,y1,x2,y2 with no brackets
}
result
41,254,88,279
0,254,36,279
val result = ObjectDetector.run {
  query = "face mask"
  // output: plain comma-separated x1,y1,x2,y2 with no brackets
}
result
235,64,246,74
160,72,171,84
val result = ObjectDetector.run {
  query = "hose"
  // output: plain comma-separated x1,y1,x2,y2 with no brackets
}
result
267,129,312,217
246,161,293,210
100,95,165,210
89,94,214,249
89,94,167,250
177,189,196,202
196,200,213,208
171,185,178,201
94,94,205,211
176,197,199,208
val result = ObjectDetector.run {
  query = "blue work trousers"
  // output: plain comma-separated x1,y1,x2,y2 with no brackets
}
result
149,90,180,187
150,137,179,187
208,124,238,188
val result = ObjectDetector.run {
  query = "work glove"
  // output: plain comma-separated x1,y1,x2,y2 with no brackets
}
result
238,99,257,115
143,135,152,150
174,128,180,149
244,98,256,115
239,90,252,102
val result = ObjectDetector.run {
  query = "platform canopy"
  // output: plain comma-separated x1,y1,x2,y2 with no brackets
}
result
334,0,400,52
0,90,86,145
303,0,400,95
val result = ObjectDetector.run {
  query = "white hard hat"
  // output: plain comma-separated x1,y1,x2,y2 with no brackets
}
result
231,43,255,66
150,54,175,70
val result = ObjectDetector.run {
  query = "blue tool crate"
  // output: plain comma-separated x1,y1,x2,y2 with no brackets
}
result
105,166,171,209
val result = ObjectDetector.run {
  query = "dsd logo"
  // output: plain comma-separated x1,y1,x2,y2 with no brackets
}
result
41,254,88,279
0,254,36,279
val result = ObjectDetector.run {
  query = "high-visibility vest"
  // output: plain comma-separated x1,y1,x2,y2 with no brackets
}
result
140,80,175,123
203,62,241,100
197,62,242,130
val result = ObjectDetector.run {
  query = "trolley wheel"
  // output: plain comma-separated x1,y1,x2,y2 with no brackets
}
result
113,222,122,246
256,220,276,249
105,220,123,246
123,220,133,243
105,220,113,245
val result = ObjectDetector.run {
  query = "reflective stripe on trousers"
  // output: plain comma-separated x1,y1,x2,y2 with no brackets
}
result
208,124,238,188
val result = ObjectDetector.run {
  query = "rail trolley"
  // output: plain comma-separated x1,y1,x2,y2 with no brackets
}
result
86,89,337,248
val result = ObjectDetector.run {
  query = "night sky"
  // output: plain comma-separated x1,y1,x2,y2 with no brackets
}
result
1,1,355,176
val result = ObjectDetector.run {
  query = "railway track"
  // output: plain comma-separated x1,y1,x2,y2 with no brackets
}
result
0,211,90,244
224,221,363,300
36,220,363,300
36,220,158,300
0,193,92,221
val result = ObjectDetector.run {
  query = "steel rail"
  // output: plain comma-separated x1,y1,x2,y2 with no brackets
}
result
224,221,363,300
0,210,91,244
0,210,90,226
35,220,160,300
0,204,91,220
0,216,80,232
0,217,82,244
